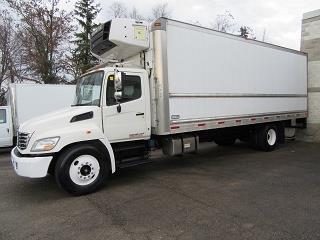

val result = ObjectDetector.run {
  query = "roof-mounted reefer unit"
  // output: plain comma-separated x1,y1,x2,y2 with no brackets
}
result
91,18,150,62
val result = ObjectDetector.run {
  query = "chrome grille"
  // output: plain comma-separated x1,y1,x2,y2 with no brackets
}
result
17,132,30,150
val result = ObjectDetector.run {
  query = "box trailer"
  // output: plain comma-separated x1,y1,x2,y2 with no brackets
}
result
10,18,307,195
0,84,75,148
153,19,307,136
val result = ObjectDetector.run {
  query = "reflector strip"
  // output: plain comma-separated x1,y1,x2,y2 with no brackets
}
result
198,123,206,127
171,126,180,129
218,121,225,124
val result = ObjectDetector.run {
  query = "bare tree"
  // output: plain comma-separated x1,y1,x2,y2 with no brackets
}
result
150,3,171,20
0,10,14,87
108,1,127,18
212,11,235,33
0,10,25,104
0,10,12,104
61,46,82,83
5,0,74,84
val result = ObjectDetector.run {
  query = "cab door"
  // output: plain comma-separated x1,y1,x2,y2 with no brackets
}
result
102,70,150,142
0,106,13,147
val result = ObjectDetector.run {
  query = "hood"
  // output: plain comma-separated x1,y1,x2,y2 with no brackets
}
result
19,106,99,134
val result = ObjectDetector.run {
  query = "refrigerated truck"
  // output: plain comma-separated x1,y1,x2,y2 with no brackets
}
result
0,84,75,148
10,18,307,195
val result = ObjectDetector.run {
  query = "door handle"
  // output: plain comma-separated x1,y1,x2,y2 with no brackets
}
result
136,113,144,116
7,128,9,133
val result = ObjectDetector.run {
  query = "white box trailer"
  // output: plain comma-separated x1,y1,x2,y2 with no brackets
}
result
0,84,75,148
149,19,307,135
10,18,308,195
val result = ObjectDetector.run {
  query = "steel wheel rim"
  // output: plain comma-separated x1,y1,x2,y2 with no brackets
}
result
69,155,100,186
267,129,277,146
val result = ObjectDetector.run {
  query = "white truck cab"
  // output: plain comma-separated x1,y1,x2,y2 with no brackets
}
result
11,66,151,195
11,18,307,195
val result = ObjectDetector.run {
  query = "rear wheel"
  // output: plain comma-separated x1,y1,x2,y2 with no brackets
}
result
55,144,109,195
255,124,279,151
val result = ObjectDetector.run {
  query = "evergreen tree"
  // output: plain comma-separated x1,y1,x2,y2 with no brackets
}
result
239,26,256,40
74,0,101,74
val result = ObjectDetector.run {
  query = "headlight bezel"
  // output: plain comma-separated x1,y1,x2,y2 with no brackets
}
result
31,137,60,152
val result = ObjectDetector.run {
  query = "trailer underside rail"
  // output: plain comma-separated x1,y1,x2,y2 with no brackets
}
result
169,111,307,133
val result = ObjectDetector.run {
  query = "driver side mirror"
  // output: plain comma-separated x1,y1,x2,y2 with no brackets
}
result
114,91,122,101
114,70,125,101
114,70,125,113
114,70,125,92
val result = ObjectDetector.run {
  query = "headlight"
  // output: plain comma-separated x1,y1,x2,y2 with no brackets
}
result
31,137,60,152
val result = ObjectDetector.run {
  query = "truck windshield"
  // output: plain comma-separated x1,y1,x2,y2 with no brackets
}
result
73,71,104,106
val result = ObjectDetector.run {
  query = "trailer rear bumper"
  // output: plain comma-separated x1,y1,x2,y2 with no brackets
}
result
11,147,52,178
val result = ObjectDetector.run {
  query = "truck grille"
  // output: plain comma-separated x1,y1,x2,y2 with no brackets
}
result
17,132,30,150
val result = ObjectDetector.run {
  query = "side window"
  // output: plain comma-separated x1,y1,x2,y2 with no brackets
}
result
106,74,142,106
0,109,7,124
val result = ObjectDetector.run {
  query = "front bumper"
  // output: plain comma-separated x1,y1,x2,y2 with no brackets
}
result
11,147,53,178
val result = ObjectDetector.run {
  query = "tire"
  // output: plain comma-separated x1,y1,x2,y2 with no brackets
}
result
256,124,279,152
54,144,110,196
214,138,236,146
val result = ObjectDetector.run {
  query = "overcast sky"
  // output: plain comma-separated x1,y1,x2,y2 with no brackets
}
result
63,0,320,50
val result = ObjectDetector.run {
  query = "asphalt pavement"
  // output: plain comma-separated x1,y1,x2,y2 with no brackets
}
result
0,141,320,240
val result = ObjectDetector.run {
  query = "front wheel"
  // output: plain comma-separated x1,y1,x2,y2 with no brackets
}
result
55,144,109,195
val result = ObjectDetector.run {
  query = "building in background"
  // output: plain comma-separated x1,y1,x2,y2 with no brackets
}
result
301,9,320,141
